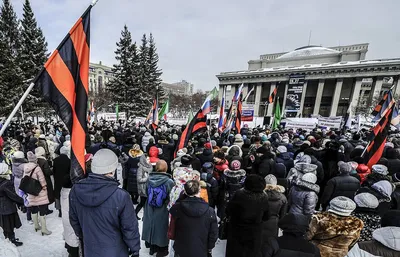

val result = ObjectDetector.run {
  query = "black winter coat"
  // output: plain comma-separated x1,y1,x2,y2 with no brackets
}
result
226,188,270,257
198,148,213,166
276,152,294,171
263,185,287,238
37,158,55,204
200,172,219,208
125,152,142,194
252,152,276,178
310,156,324,185
361,173,391,188
53,154,71,199
69,173,140,257
320,174,360,210
157,139,175,164
387,158,400,176
170,197,218,257
392,183,400,210
0,178,23,215
263,233,321,257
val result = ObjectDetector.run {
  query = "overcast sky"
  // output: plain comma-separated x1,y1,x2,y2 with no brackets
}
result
13,0,400,91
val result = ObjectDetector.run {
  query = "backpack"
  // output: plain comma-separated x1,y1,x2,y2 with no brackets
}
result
147,184,168,208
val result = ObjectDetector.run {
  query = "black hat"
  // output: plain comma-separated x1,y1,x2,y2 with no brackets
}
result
214,150,225,159
181,154,193,166
244,175,266,193
256,146,268,155
278,213,310,234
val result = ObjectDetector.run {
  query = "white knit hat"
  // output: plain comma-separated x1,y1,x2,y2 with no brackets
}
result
372,164,388,176
91,149,118,175
354,193,379,209
277,146,287,154
13,151,25,159
35,147,46,157
301,173,317,184
328,196,356,217
264,174,277,185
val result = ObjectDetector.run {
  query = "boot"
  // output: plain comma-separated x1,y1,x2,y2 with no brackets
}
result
40,215,52,236
58,209,62,218
155,247,169,257
32,213,41,232
8,233,23,247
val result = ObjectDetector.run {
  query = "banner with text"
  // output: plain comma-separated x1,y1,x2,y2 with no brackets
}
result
318,116,342,129
241,104,254,122
285,75,305,117
284,118,317,130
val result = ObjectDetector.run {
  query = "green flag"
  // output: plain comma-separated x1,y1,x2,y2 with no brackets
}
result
272,98,281,130
115,103,119,120
158,99,170,120
187,108,194,124
209,87,219,100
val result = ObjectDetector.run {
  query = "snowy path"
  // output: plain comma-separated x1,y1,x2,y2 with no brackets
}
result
1,207,226,257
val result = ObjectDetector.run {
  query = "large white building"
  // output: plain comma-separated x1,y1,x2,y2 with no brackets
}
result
216,43,400,119
161,80,194,96
89,61,113,94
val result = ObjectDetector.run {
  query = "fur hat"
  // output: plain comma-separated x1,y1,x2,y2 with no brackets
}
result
91,149,118,175
245,174,266,193
372,164,388,175
338,161,352,174
27,151,37,163
264,174,277,186
301,173,317,184
181,155,193,166
13,151,25,159
132,144,141,151
328,196,356,217
354,193,379,209
35,147,46,157
230,160,241,171
277,146,287,154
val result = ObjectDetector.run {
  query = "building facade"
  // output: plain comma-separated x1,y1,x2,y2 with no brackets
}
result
89,61,114,94
216,43,400,119
162,80,194,96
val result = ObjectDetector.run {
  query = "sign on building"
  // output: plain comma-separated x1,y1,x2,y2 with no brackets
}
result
241,104,254,122
285,75,306,117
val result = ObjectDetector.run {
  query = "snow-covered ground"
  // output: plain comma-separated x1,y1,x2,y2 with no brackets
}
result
1,207,226,257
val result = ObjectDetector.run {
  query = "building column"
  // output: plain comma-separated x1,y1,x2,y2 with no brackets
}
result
267,82,277,117
330,79,343,117
350,78,363,109
254,83,263,117
372,77,383,99
394,76,400,97
313,79,325,115
282,81,289,115
299,81,308,116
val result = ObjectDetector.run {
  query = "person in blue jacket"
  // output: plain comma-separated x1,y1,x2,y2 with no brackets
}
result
69,149,140,257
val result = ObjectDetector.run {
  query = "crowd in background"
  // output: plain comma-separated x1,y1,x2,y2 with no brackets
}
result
0,119,399,257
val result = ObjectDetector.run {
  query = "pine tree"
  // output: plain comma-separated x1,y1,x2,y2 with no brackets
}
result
107,25,137,118
0,0,23,116
20,0,49,114
138,34,152,104
147,33,164,97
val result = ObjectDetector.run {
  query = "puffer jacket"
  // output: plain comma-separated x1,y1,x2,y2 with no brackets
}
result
11,158,27,193
308,212,363,257
23,163,49,207
276,152,294,171
320,174,360,210
263,184,287,238
125,150,143,194
136,155,153,197
346,227,400,257
287,163,318,185
288,179,320,216
252,152,276,178
141,132,153,152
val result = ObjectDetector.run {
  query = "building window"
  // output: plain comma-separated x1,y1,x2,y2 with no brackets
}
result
98,76,103,89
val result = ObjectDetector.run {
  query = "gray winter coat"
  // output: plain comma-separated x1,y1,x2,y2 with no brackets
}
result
288,179,320,216
141,132,154,152
142,172,175,247
12,158,27,193
287,163,318,185
137,155,153,197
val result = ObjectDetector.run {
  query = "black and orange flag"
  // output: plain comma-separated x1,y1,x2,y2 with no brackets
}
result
269,86,278,104
175,109,208,155
34,6,91,182
235,95,242,133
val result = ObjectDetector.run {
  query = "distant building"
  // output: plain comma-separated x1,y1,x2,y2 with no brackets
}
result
162,80,194,96
89,61,114,94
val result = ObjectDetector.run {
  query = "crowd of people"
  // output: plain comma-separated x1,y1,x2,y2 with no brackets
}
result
0,119,400,257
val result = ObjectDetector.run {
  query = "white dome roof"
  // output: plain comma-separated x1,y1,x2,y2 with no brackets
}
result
277,46,340,59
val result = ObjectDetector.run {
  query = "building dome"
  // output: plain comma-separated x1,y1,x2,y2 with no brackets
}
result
277,46,340,59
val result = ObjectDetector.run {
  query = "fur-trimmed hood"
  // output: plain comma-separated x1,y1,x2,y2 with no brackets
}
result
265,184,285,193
295,179,320,194
223,169,246,185
129,149,143,158
227,145,243,158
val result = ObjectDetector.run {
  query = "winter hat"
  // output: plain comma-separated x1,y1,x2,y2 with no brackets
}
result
328,196,356,217
261,135,268,142
181,155,193,166
202,162,214,174
349,161,358,171
357,164,370,174
295,154,312,164
372,164,389,176
91,149,118,175
282,138,289,144
60,146,71,158
278,213,310,234
13,151,24,159
10,139,20,149
385,142,394,149
230,160,241,171
264,174,277,186
211,140,217,147
177,149,186,157
35,147,46,158
392,172,400,183
132,144,141,151
338,161,352,174
381,210,400,227
277,146,287,154
204,142,212,149
65,135,71,141
27,151,37,163
303,141,311,146
39,134,46,139
214,150,225,159
245,174,266,193
354,193,379,209
256,146,268,155
371,180,394,199
172,134,178,141
301,173,317,184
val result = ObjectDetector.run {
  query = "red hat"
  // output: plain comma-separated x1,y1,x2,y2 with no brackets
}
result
149,146,160,164
357,164,370,174
204,142,212,149
84,153,93,163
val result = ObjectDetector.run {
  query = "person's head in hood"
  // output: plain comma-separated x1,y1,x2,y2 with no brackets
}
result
91,149,118,178
213,150,226,164
27,151,37,164
245,174,266,193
